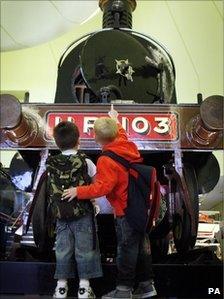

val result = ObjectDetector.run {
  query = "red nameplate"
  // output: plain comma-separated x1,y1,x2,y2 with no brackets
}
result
46,112,178,142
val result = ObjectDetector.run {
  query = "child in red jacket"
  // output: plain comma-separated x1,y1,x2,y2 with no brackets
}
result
62,107,157,299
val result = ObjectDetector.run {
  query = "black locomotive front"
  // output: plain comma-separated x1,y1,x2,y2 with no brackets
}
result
55,0,176,105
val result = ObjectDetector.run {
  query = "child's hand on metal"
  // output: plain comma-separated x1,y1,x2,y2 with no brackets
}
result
62,187,77,202
108,104,119,121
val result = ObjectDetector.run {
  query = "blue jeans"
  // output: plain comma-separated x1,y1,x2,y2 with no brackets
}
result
54,213,102,279
116,216,154,287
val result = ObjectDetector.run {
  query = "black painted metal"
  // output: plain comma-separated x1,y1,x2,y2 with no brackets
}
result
54,29,176,104
0,255,222,298
101,0,134,29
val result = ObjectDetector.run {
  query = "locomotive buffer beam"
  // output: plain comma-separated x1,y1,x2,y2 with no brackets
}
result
0,94,223,151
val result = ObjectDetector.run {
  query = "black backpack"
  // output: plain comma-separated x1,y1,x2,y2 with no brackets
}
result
102,151,157,233
46,152,93,221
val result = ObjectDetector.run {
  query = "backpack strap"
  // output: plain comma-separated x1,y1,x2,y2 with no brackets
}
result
101,151,130,170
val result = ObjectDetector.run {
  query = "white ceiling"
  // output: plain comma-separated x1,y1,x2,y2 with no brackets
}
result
0,0,99,51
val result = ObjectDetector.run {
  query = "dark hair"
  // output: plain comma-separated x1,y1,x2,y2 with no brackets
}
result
53,121,80,150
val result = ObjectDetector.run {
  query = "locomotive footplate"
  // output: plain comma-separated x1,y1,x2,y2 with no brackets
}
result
0,247,222,298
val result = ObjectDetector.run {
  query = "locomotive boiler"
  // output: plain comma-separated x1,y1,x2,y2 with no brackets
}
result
0,0,223,261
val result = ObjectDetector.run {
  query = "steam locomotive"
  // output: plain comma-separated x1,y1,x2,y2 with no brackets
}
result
0,0,223,261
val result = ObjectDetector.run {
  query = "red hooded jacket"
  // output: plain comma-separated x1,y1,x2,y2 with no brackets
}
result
77,124,142,216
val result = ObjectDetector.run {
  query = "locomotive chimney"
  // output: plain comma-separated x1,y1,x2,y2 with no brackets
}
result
99,0,136,29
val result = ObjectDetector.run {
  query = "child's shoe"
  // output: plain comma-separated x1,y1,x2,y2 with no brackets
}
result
102,286,132,299
132,280,157,298
78,286,96,298
53,284,68,298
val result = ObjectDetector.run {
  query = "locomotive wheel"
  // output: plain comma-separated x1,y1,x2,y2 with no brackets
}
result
149,210,171,239
151,234,169,262
173,165,199,253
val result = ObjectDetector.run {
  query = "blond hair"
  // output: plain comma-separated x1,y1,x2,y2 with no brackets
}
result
94,117,118,142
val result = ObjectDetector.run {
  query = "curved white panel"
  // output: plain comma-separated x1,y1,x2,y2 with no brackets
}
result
0,0,99,51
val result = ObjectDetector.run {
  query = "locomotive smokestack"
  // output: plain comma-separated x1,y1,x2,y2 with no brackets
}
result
99,0,136,29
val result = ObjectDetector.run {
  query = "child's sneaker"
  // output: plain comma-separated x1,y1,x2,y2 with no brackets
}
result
102,287,132,299
78,286,96,298
53,285,68,298
132,280,157,298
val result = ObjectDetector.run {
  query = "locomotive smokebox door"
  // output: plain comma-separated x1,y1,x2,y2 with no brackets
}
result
80,30,159,103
